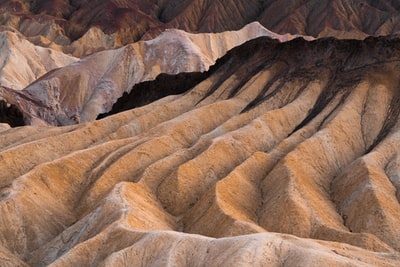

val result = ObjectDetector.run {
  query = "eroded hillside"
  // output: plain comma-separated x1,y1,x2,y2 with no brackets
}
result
1,1,400,266
1,35,400,266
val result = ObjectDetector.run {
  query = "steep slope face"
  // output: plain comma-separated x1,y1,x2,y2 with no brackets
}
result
2,0,400,56
160,0,400,39
0,30,77,90
0,22,312,126
258,0,400,38
1,36,400,266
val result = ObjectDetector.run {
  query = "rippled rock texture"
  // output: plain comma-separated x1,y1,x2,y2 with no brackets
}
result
2,1,400,266
1,34,400,266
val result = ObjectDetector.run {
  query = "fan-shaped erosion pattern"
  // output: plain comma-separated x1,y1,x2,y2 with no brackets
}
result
1,35,400,266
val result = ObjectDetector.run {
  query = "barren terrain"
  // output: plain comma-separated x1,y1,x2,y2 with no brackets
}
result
1,1,400,266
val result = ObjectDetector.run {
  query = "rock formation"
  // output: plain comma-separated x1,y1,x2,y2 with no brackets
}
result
0,29,77,90
1,1,400,266
1,34,400,266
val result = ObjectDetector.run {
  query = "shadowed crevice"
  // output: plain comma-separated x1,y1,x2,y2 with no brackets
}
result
367,82,400,153
0,100,25,127
241,66,289,113
97,71,209,120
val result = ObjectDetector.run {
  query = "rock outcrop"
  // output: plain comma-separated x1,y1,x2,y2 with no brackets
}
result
1,35,400,266
0,30,77,90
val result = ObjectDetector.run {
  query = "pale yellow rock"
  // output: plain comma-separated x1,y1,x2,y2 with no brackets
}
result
0,31,77,89
0,123,10,132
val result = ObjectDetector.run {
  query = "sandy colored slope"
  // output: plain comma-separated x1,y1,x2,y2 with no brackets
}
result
1,36,400,265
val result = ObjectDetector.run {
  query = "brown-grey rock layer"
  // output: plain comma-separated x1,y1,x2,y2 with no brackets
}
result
2,0,400,57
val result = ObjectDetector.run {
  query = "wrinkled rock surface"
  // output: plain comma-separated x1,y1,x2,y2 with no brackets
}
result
1,35,400,266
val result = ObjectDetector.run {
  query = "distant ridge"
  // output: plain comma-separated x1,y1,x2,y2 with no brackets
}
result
1,0,400,56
